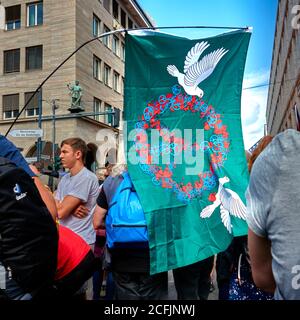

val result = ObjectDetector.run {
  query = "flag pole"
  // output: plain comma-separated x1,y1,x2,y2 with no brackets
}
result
5,25,249,137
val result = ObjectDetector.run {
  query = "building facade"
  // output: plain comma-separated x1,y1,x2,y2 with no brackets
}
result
0,0,153,168
266,0,300,135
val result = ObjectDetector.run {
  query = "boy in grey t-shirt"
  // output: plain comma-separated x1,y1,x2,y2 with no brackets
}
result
55,166,99,245
55,138,99,245
246,129,300,300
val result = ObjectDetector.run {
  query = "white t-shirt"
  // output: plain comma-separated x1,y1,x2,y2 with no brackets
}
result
55,167,99,245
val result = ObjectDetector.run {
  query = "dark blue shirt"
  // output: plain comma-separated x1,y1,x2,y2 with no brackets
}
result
0,135,34,177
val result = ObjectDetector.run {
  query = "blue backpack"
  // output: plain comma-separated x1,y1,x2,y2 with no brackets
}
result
105,172,148,249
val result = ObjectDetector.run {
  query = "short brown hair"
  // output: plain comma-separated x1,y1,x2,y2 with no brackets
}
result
61,137,87,162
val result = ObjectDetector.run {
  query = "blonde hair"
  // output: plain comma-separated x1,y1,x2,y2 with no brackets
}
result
110,164,127,177
97,168,108,181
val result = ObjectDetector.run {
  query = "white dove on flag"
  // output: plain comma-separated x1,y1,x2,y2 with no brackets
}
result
200,176,246,234
167,41,228,98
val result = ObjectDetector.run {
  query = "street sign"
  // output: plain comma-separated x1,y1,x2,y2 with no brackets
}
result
25,157,37,163
9,129,43,138
41,154,50,160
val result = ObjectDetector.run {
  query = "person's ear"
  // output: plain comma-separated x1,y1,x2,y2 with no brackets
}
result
75,150,82,160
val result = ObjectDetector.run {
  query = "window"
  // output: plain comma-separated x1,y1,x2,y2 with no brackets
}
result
27,2,43,27
93,14,101,37
3,94,19,119
121,42,125,61
25,91,41,117
113,71,119,92
121,8,126,28
103,64,111,86
93,55,101,81
102,25,110,47
5,5,21,30
103,0,110,13
104,103,113,125
112,36,119,56
128,17,133,29
26,45,43,70
113,0,119,20
93,98,102,122
4,49,20,73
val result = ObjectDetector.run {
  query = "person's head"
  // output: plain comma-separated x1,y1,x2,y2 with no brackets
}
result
110,164,127,177
248,135,273,173
97,168,108,182
60,138,87,169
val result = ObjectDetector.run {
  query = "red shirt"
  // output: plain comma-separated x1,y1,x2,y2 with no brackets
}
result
55,225,91,280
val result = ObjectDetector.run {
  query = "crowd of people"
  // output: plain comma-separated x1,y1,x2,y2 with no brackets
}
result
0,129,300,300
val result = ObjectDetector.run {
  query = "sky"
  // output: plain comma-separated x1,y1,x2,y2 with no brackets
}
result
137,0,278,149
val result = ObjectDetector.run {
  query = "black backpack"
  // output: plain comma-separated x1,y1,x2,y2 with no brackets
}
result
0,157,58,298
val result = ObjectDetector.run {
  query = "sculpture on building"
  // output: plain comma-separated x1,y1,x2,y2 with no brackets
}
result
67,80,84,112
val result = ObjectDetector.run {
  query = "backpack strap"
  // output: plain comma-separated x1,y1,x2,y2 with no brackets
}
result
121,172,137,192
107,172,135,210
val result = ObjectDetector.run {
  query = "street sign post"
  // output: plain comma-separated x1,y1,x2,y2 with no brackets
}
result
9,129,43,138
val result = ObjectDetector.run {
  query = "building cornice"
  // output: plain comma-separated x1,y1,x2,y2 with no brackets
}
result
129,0,155,28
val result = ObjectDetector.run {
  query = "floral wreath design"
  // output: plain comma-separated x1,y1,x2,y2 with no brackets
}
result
132,84,230,203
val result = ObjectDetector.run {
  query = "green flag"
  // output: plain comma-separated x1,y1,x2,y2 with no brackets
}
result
124,30,251,274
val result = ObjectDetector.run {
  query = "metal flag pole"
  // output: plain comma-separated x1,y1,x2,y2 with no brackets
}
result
4,25,249,137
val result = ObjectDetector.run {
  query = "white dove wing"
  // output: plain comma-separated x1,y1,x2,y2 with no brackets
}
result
200,197,221,218
219,187,247,220
220,205,232,234
183,41,210,73
184,48,228,87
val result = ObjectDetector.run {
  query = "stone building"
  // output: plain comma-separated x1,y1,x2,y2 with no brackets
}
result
0,0,153,169
266,0,300,135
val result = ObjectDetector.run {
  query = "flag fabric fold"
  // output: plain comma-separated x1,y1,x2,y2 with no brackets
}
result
124,30,251,274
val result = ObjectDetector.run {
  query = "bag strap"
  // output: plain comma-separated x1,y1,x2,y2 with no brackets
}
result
121,172,137,192
107,172,137,210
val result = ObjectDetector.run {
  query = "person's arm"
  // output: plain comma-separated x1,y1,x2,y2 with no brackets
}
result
29,165,57,222
248,228,276,294
73,204,89,219
93,205,107,230
93,184,108,229
56,195,83,220
55,175,93,220
32,176,58,222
